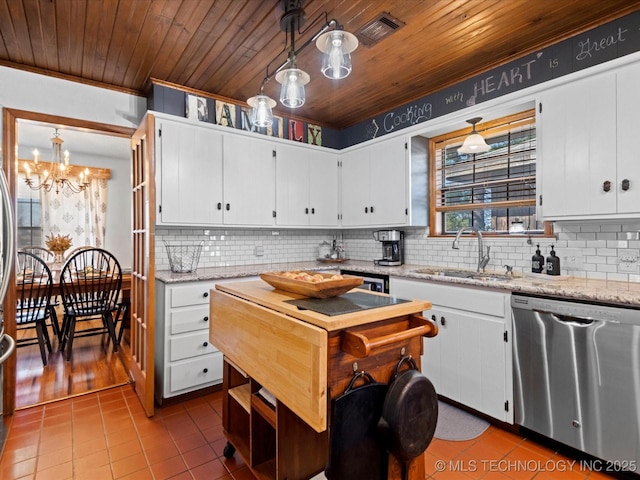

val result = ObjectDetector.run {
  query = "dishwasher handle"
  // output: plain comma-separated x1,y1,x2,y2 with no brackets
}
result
532,308,595,326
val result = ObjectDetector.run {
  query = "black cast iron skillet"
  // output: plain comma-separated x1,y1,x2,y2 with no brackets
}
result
379,356,438,480
325,370,389,480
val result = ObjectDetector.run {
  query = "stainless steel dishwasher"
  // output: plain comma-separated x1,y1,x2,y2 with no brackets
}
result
512,294,640,470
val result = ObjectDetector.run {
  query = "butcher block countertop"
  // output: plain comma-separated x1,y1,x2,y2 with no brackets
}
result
214,279,432,332
157,260,640,307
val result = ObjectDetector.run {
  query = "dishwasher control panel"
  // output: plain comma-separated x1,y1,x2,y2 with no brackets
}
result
511,294,639,325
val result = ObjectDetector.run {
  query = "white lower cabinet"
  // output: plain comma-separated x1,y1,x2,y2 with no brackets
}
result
390,277,513,423
155,279,223,403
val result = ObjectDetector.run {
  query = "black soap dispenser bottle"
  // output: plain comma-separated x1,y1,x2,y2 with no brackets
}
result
546,245,560,276
531,244,545,273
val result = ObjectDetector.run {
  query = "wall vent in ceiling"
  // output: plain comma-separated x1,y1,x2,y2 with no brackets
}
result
355,12,405,47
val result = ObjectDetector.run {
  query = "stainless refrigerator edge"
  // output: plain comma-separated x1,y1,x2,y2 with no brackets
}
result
0,167,16,421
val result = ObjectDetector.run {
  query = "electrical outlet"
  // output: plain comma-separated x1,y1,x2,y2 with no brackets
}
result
561,248,583,270
254,245,264,257
619,253,639,273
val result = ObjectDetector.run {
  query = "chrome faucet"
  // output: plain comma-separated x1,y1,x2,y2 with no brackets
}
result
452,226,491,272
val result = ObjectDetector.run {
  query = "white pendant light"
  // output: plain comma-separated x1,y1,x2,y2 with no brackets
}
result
316,30,358,79
247,94,276,127
275,64,310,108
458,117,491,154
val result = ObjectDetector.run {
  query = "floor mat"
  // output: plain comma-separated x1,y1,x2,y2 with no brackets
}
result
434,400,490,441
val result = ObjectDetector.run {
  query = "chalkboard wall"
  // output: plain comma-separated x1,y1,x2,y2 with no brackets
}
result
148,10,640,151
340,10,640,148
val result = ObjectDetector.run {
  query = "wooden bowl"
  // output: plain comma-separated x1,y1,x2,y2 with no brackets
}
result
260,271,363,298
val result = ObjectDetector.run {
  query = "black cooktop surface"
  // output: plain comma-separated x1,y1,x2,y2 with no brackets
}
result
284,291,410,316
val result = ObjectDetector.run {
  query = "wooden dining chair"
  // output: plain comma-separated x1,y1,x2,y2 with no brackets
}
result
16,251,55,366
18,246,61,339
59,248,122,361
64,245,93,260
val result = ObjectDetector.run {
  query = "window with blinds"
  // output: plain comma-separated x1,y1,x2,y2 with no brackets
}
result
431,109,539,235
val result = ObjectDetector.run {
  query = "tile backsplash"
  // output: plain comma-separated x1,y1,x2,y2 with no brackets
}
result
156,220,640,283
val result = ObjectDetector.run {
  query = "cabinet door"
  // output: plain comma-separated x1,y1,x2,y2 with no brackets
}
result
275,143,309,226
616,63,640,215
540,73,617,218
389,277,512,423
340,147,371,226
223,133,275,226
157,119,223,225
369,136,407,226
308,150,338,226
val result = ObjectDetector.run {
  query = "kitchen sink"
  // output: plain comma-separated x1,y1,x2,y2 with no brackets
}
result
413,267,513,282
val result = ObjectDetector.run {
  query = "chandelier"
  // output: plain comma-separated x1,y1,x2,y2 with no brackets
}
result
23,128,90,194
247,0,358,127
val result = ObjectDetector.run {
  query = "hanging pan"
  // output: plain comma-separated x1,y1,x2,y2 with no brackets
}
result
379,355,438,480
325,370,389,480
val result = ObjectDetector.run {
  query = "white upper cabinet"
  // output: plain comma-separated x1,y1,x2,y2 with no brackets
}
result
275,143,338,227
222,132,275,226
156,118,223,226
615,62,640,215
540,62,640,220
341,135,408,227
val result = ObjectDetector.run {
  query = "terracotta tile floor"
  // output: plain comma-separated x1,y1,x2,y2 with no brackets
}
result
0,385,633,479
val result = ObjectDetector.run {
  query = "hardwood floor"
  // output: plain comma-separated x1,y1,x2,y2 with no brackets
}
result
14,317,132,409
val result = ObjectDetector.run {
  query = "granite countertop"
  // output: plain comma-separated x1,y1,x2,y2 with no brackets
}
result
156,260,640,307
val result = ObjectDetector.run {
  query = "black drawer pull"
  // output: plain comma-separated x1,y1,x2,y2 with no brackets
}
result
203,292,209,298
203,316,209,322
202,341,208,347
440,316,446,326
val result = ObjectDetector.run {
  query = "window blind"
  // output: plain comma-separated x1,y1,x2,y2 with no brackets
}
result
432,109,537,234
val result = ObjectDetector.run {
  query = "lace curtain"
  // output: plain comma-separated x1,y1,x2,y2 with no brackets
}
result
41,178,108,249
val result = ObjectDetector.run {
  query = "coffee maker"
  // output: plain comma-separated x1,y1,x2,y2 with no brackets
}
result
373,230,404,266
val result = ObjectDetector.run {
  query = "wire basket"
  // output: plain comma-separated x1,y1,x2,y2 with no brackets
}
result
164,241,203,273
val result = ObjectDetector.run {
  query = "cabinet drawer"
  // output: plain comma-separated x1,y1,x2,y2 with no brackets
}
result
392,278,505,317
170,352,223,392
170,283,216,308
170,331,218,361
170,306,210,334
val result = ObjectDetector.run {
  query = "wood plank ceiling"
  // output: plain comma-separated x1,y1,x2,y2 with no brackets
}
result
1,0,639,129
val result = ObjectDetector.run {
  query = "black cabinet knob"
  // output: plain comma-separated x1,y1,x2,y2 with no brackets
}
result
305,207,309,214
203,292,209,298
603,180,611,192
226,203,230,211
431,314,436,322
202,341,208,347
622,179,630,191
217,202,222,210
440,316,446,326
203,368,208,373
365,206,368,213
203,316,209,322
311,207,315,214
370,206,374,213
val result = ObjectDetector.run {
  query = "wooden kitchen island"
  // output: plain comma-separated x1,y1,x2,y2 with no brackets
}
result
209,279,436,480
